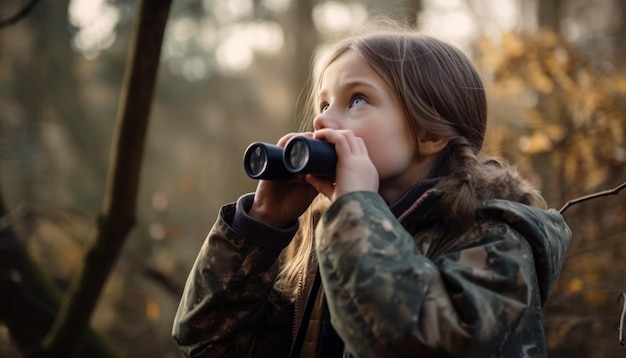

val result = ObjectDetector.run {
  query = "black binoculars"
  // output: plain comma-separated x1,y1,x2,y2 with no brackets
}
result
243,136,337,180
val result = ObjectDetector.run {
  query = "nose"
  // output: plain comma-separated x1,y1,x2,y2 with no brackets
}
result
313,110,337,131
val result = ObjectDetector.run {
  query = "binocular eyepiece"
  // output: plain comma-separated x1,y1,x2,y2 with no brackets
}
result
243,136,337,180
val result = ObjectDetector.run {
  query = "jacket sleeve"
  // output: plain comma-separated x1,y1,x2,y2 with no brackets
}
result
315,191,535,357
172,194,297,357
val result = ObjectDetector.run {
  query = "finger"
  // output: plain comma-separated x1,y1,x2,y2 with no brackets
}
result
314,129,350,155
276,132,314,147
351,135,369,155
340,130,367,154
305,175,335,200
315,129,368,156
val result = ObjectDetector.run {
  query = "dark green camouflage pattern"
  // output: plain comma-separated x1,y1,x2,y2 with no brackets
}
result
172,203,295,357
173,189,571,357
315,190,570,357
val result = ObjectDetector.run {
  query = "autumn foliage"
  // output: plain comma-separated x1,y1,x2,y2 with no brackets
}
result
477,30,626,357
1,2,625,355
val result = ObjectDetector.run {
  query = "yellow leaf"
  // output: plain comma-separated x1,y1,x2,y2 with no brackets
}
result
146,298,160,322
518,132,552,153
567,278,584,293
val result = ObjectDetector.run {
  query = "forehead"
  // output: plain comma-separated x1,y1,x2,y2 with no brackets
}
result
318,50,385,92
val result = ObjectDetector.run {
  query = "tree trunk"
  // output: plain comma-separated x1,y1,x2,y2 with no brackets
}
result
282,0,318,127
0,196,117,357
537,0,562,32
405,0,423,27
36,0,172,356
613,0,626,70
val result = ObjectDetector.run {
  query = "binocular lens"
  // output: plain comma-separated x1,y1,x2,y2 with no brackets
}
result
284,136,336,177
248,145,267,176
243,142,291,180
243,136,336,180
286,140,309,172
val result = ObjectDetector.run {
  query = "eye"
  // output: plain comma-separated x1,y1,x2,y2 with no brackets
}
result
350,95,368,108
319,102,329,113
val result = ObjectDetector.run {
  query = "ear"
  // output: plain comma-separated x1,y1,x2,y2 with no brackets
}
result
416,131,449,156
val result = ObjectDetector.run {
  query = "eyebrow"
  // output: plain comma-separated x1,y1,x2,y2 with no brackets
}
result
318,79,380,98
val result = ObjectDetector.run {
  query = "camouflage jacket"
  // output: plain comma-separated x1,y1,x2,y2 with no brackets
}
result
172,188,571,357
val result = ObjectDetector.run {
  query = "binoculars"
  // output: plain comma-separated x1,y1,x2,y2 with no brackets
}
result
243,136,337,180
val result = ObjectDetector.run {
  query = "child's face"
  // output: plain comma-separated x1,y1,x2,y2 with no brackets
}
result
314,50,425,191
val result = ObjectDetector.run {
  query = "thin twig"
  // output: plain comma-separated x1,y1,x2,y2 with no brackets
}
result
560,182,626,214
618,293,626,349
0,204,26,233
0,0,41,30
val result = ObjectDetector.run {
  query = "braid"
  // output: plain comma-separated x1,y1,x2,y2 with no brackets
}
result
435,137,548,230
435,137,484,228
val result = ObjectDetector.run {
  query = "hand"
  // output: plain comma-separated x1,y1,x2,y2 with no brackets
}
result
306,129,378,202
249,133,320,227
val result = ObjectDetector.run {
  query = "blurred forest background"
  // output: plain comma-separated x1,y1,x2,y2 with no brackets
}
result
0,0,625,357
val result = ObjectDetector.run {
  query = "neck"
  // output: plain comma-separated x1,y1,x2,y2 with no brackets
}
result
379,182,410,206
380,156,436,205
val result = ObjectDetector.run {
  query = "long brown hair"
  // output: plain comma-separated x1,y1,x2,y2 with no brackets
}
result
277,28,546,299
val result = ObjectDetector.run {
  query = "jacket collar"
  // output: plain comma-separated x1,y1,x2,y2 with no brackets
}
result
389,178,440,218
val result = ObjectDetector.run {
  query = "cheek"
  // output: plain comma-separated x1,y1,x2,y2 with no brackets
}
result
368,138,415,175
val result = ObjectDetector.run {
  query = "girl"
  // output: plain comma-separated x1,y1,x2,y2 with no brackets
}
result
172,29,572,358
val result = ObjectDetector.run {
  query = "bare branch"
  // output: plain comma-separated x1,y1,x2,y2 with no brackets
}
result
0,0,41,30
37,0,173,356
559,182,626,214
